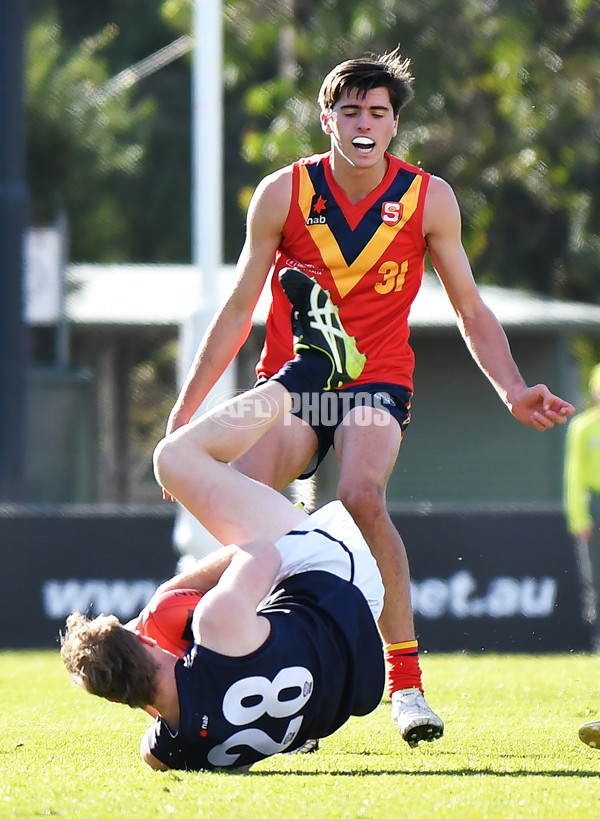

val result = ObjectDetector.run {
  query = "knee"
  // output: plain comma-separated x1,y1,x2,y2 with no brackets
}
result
337,479,386,527
153,434,183,492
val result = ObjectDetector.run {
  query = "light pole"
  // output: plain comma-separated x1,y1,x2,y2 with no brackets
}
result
173,0,231,561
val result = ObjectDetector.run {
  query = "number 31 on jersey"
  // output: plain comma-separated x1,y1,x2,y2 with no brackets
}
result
374,260,408,295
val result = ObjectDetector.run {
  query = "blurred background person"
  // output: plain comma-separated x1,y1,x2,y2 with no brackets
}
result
564,363,600,651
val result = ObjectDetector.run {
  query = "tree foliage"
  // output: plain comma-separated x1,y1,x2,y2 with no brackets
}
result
26,1,191,262
26,12,154,259
26,0,600,300
214,0,600,300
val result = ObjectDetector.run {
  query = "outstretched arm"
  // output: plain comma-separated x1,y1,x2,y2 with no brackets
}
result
424,176,575,430
166,168,292,436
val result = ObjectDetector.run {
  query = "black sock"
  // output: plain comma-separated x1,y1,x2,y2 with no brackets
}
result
271,349,332,395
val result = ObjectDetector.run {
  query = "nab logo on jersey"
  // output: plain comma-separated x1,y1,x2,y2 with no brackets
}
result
306,194,328,225
381,201,404,226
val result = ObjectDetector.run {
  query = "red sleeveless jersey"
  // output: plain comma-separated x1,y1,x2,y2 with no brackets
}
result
256,152,430,391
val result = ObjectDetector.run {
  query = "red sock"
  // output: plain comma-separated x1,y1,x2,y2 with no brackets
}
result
384,640,423,697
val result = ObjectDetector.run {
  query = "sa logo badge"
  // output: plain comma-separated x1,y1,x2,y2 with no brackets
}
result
381,201,404,226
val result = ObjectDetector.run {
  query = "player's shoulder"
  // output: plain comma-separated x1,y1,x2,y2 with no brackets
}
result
422,173,460,223
388,154,430,178
255,164,293,193
426,173,456,199
256,153,328,196
253,162,295,201
294,151,330,168
248,166,294,223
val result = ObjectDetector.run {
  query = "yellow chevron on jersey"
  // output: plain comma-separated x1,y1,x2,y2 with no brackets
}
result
257,152,431,390
298,163,423,298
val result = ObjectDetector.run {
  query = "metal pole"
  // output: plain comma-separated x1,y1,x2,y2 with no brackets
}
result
173,0,227,560
192,0,223,285
0,0,28,500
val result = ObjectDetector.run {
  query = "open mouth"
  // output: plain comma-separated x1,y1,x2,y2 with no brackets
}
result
352,137,375,152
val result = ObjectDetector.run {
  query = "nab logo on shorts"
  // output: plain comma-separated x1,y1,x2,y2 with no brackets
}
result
306,193,328,225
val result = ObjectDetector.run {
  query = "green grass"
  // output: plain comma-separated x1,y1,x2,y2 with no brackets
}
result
1,651,599,818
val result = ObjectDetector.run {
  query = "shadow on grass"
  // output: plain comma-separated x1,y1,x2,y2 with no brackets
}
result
240,767,600,778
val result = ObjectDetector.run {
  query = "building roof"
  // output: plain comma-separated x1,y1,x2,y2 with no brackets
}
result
65,264,600,333
409,276,600,332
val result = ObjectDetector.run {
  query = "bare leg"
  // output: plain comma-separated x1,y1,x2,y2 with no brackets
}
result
234,413,319,491
334,406,410,644
334,405,444,746
154,381,307,547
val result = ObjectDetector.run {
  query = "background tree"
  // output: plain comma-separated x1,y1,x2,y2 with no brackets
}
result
27,0,191,262
26,0,600,295
26,11,155,260
215,0,600,301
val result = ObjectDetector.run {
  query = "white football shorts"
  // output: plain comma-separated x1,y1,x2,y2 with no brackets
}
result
273,500,384,621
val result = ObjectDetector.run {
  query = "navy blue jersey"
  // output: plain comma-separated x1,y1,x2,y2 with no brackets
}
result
147,570,384,770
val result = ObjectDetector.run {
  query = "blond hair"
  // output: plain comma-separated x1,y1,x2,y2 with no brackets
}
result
61,612,158,708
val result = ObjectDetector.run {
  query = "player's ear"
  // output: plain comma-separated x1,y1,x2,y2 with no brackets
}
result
392,116,399,137
320,110,333,134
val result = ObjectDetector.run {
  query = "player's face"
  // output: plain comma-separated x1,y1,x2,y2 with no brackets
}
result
321,86,399,169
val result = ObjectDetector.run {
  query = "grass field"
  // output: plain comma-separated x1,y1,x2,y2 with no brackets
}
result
1,650,599,818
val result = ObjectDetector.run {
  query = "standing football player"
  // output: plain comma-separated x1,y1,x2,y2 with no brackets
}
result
564,363,600,649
